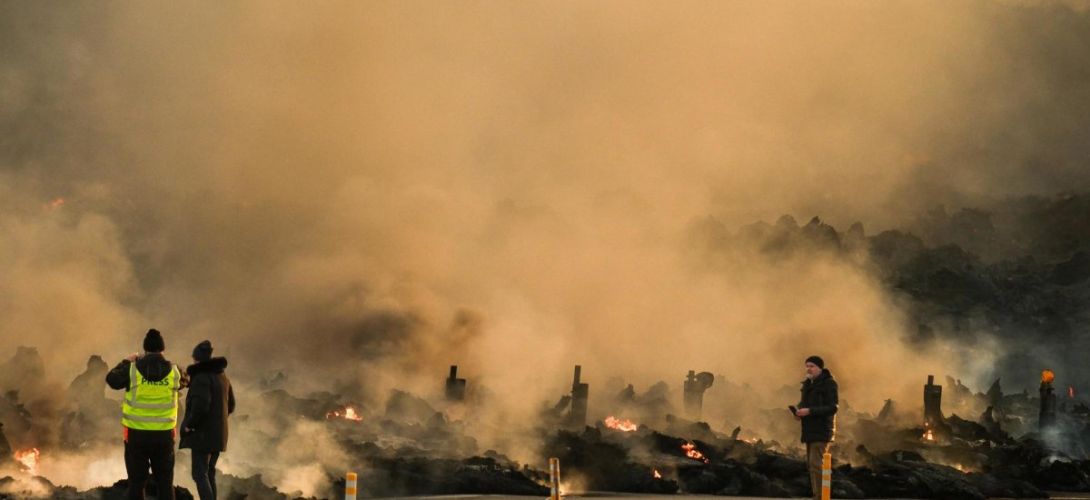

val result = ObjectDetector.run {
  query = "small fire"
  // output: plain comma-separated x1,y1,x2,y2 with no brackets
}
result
326,406,363,421
14,448,40,475
921,421,936,442
681,442,709,464
653,469,662,479
47,198,65,210
1069,386,1076,399
604,416,638,432
1042,369,1055,384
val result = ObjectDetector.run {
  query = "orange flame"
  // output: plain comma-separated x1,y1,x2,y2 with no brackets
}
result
922,429,935,442
1042,369,1055,384
681,442,709,463
14,448,40,475
1069,386,1076,399
653,469,662,479
326,406,363,421
604,416,638,432
47,198,65,211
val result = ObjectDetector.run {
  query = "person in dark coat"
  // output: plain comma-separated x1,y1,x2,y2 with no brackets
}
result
180,341,235,500
795,355,838,500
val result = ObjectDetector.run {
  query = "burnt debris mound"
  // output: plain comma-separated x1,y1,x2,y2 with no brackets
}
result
544,415,1071,500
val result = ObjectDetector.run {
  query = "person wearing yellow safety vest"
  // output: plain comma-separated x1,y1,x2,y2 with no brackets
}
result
106,329,186,500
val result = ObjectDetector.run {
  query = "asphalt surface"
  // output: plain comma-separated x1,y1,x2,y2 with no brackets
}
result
398,493,1090,500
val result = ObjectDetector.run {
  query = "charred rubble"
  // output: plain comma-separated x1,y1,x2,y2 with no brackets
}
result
0,473,328,499
543,373,1090,499
545,416,1049,500
0,476,195,500
4,342,1090,498
536,360,1090,498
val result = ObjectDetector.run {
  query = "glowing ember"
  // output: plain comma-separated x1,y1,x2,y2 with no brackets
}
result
604,416,638,432
14,448,40,475
1042,369,1055,384
1070,386,1076,399
653,469,662,479
681,442,709,463
326,406,363,421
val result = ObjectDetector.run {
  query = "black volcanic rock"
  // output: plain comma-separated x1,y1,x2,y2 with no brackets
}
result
1052,250,1090,285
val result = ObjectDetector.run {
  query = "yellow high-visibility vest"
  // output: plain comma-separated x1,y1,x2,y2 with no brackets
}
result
121,361,180,431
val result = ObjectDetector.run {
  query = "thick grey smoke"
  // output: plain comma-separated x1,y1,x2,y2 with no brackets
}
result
3,0,1090,491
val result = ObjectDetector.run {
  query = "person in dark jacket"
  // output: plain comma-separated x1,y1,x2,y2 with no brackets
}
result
105,329,182,500
180,340,235,500
795,355,838,500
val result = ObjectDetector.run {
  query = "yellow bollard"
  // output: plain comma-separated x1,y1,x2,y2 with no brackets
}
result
548,457,560,500
346,471,358,500
820,452,832,500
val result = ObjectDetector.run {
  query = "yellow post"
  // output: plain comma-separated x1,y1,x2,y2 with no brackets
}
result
549,457,560,500
821,452,832,500
346,471,358,500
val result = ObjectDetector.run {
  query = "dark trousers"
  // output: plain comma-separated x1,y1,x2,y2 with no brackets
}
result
124,430,175,500
191,450,221,500
806,441,831,500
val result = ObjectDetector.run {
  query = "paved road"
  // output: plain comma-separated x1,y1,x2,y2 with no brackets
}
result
400,493,1090,500
405,496,761,500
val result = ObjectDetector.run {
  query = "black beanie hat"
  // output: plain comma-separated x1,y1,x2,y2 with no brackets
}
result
193,340,213,362
805,355,825,369
143,329,165,353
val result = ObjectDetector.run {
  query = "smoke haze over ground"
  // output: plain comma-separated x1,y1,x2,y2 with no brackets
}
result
3,1,1090,492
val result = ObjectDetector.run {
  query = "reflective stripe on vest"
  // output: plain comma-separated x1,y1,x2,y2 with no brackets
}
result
121,362,179,431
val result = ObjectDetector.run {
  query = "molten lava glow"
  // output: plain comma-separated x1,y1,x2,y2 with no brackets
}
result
326,406,363,421
653,469,662,479
681,443,709,463
604,416,638,432
15,448,40,475
1042,369,1055,384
